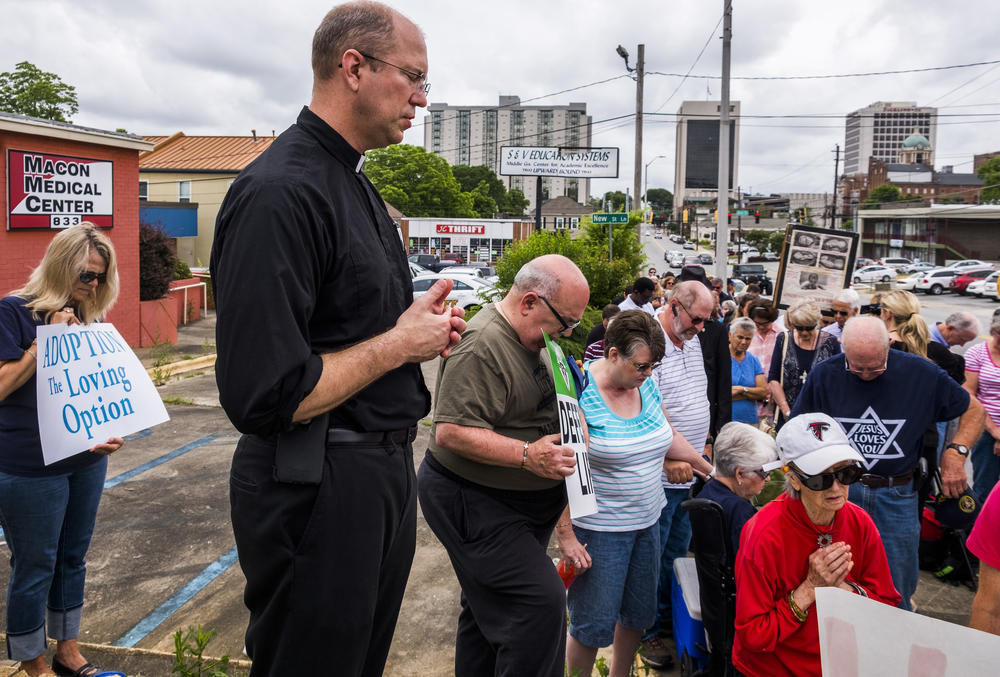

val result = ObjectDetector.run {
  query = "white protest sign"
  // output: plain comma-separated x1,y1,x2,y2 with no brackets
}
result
36,323,169,464
817,586,1000,676
499,146,620,178
543,333,598,519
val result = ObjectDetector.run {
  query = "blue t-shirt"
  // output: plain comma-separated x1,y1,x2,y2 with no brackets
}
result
696,478,757,558
790,349,969,477
0,296,102,477
730,352,763,424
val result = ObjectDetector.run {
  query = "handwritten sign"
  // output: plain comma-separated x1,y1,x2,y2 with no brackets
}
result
816,587,1000,676
35,323,169,464
543,333,597,519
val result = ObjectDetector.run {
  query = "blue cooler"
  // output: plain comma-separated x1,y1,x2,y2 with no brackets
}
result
671,557,709,673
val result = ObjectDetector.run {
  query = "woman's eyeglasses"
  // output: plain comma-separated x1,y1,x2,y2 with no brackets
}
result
741,468,770,480
792,325,816,332
79,271,107,285
627,358,661,374
791,464,864,491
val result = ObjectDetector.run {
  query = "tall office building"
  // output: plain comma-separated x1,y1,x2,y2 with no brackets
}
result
673,100,741,219
423,96,592,212
843,101,937,175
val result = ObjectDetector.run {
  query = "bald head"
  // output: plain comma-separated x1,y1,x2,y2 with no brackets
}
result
842,316,890,380
664,280,714,344
673,280,713,309
504,254,590,352
511,254,589,299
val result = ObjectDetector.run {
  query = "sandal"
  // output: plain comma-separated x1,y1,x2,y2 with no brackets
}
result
50,657,100,677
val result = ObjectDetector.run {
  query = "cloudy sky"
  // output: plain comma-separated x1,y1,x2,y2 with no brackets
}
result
5,0,999,200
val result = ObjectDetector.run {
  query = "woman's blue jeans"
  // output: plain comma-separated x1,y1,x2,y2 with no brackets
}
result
971,432,1000,503
0,456,107,660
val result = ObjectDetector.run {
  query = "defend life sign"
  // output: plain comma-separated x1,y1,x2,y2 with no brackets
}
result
36,323,169,465
543,333,598,519
7,150,114,229
500,146,619,178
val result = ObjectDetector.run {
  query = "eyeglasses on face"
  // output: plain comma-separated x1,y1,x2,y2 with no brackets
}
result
791,463,864,491
833,309,850,316
792,325,816,332
845,356,887,377
537,294,580,334
354,51,431,94
79,271,107,285
676,300,707,326
741,468,770,481
627,358,661,374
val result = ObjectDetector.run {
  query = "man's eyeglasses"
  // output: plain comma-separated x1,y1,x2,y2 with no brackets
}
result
627,358,661,374
355,51,431,94
845,356,887,378
79,271,107,285
537,294,580,334
676,300,707,326
790,463,864,491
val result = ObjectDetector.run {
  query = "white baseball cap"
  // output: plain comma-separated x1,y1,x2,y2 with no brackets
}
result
767,413,864,475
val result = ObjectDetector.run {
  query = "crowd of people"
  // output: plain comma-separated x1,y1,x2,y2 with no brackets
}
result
5,3,1000,676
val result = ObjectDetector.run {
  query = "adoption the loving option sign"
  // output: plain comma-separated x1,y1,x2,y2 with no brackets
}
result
543,333,597,519
36,323,169,464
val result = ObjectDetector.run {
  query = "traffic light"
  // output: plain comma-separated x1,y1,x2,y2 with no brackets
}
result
682,209,689,224
755,211,760,224
727,212,732,225
713,210,718,224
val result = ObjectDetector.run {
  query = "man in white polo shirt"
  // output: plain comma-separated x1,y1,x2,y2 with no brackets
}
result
618,277,657,316
638,280,715,670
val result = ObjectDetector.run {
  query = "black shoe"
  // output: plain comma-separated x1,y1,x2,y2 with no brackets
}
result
638,635,676,670
51,656,100,677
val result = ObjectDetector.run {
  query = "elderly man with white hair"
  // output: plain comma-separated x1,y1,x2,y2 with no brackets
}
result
931,311,980,348
821,288,861,340
791,315,984,611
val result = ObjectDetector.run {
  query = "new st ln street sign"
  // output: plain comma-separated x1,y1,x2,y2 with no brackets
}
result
591,213,629,224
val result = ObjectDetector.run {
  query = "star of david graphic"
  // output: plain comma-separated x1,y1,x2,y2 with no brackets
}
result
836,407,906,470
558,360,570,390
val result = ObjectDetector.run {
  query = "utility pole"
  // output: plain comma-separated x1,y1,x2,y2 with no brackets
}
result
714,0,733,283
634,45,644,222
831,143,841,230
737,185,743,264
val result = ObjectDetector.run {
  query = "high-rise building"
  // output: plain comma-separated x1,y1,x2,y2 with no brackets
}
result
423,96,592,213
673,100,741,219
843,101,937,175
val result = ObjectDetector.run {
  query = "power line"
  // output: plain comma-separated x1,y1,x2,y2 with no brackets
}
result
652,12,724,114
647,58,1000,81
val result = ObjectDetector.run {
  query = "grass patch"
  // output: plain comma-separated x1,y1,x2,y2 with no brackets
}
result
162,396,194,405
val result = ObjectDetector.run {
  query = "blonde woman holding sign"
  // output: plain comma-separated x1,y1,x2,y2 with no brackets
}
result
0,223,124,677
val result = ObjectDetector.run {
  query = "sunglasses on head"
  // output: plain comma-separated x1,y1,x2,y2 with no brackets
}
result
790,463,864,491
79,271,107,284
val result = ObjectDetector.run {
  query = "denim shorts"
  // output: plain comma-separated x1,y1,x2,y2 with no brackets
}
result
567,523,660,648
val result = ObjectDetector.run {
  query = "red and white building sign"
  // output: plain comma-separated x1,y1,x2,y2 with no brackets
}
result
436,224,486,235
7,150,114,229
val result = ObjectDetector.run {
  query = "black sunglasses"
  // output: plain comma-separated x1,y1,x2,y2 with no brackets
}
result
792,325,816,332
537,294,580,334
791,463,864,491
79,271,107,284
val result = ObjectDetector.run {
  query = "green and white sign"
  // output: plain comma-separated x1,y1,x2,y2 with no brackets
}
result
543,333,597,519
591,213,629,224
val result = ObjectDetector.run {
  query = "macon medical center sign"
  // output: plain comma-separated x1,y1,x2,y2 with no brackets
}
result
7,149,114,229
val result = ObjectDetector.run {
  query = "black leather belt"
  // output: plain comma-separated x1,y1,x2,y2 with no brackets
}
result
859,469,915,489
326,427,417,446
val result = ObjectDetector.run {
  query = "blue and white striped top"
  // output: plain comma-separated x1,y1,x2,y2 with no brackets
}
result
574,363,673,532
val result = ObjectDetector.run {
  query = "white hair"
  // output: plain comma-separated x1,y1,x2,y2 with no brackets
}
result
729,316,755,335
834,288,861,310
946,312,979,335
713,422,779,479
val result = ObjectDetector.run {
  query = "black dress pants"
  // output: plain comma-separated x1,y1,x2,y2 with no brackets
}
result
229,434,417,677
417,452,567,677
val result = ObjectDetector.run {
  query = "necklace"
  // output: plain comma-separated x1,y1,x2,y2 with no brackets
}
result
817,532,833,548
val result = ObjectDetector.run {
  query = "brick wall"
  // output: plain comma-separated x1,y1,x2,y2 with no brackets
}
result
1,131,141,346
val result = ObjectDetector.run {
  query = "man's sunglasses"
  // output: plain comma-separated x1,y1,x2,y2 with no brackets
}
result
79,271,107,284
790,463,864,491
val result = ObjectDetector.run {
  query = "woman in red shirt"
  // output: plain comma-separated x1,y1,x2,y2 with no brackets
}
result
733,413,901,676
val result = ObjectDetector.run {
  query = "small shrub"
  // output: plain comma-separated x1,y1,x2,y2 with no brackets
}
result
172,625,230,677
174,258,193,280
139,223,176,301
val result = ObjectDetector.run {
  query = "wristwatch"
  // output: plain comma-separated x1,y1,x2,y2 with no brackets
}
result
946,443,970,457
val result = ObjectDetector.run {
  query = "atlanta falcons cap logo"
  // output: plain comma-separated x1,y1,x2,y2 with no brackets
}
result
808,422,830,440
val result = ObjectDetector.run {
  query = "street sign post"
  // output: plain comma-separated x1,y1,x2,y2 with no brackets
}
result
736,210,749,216
592,213,629,224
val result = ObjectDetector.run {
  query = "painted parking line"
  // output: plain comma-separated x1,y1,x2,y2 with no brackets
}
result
114,546,240,648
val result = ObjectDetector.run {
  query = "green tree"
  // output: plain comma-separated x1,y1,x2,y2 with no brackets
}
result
501,188,529,216
977,157,1000,203
645,188,673,212
0,61,78,122
743,229,770,251
469,181,498,218
766,231,786,255
602,191,628,212
366,145,476,217
862,184,919,209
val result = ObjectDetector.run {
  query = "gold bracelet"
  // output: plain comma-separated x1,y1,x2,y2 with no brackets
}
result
787,590,808,623
25,348,36,360
519,441,530,471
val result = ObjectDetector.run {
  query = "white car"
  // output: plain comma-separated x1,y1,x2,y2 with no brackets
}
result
683,241,695,250
667,251,685,268
408,262,430,278
878,257,912,271
985,273,999,300
914,268,962,295
947,259,988,271
852,265,895,284
969,272,998,297
894,272,924,291
411,273,494,310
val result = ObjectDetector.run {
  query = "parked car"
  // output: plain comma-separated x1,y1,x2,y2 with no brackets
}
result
898,262,935,275
683,241,695,250
667,251,685,268
854,257,875,268
878,257,912,270
986,273,1000,300
968,272,997,297
914,268,962,295
763,251,780,261
894,272,924,291
408,262,430,278
743,248,761,259
852,265,895,284
683,256,702,267
950,268,995,295
439,264,497,282
946,259,988,271
732,263,773,295
411,273,493,310
407,253,463,273
698,253,714,265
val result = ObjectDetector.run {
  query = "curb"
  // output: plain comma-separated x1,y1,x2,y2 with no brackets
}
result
146,354,216,381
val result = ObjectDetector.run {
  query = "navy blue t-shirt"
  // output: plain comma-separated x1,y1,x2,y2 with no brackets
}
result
0,296,102,477
696,478,757,557
790,349,969,477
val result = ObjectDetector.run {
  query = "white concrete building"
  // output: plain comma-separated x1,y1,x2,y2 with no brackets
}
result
843,101,937,175
423,96,592,213
673,100,741,220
